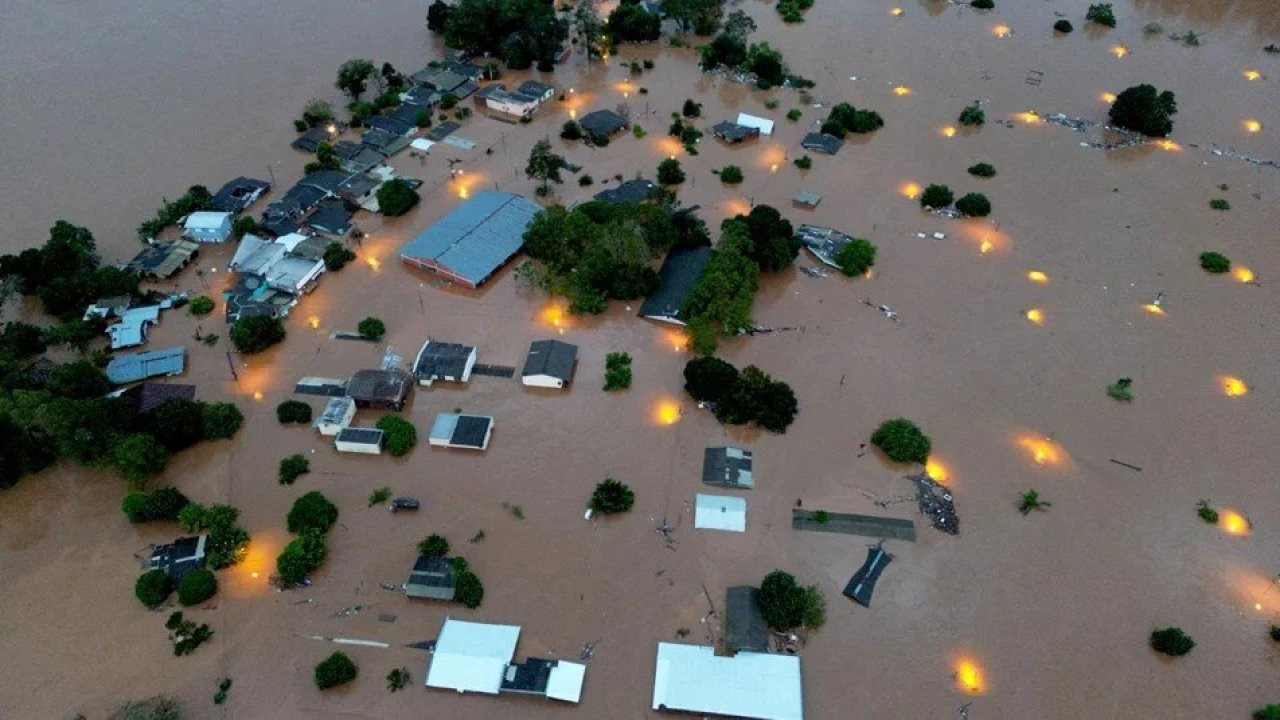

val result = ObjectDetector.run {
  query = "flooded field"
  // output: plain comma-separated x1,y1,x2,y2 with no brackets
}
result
2,0,1279,718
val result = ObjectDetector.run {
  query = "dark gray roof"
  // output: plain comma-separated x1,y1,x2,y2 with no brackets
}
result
414,341,474,380
426,121,462,142
725,586,769,653
522,339,577,381
361,128,411,157
452,415,492,448
338,173,379,201
300,170,349,195
126,383,197,414
278,183,328,215
501,658,555,694
307,200,353,235
517,80,554,97
637,246,712,323
702,447,754,488
346,369,412,404
387,102,429,127
368,114,414,137
210,177,271,214
150,535,206,584
258,214,300,238
844,545,892,608
801,132,844,155
335,142,385,174
579,109,629,136
291,126,334,153
125,240,200,279
441,60,484,78
592,178,656,206
337,427,384,445
405,556,457,600
712,121,760,143
399,191,539,287
475,83,505,100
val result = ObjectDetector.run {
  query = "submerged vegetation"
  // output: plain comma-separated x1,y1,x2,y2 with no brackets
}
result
820,102,885,137
603,352,633,391
871,418,931,464
759,570,826,631
683,356,798,432
1109,84,1177,137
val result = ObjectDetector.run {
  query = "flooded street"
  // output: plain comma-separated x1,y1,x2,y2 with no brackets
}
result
2,0,1279,718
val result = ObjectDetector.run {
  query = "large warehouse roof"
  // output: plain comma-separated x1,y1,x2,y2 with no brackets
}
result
400,191,539,287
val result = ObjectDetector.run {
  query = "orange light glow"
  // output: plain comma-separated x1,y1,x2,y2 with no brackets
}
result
1156,139,1180,152
993,24,1011,37
979,240,994,255
1024,308,1044,325
1243,69,1261,81
1245,119,1262,133
662,329,689,352
890,7,903,16
1221,376,1248,397
1101,92,1117,103
954,659,985,694
1027,270,1048,284
458,185,470,199
569,108,577,119
252,391,264,401
941,125,957,138
654,400,682,426
770,163,779,173
1018,436,1063,466
1111,45,1129,58
308,315,320,329
366,257,380,270
863,269,874,279
1142,303,1166,316
1219,510,1251,536
1233,266,1255,283
540,302,568,332
925,457,950,483
901,182,921,199
893,85,912,96
1019,111,1039,124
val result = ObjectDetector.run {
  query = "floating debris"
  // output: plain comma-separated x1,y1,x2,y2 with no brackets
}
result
907,472,959,535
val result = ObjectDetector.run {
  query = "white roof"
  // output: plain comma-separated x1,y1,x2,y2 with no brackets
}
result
736,113,775,136
273,232,311,252
694,494,747,532
265,255,324,292
546,661,587,703
653,643,803,720
426,618,521,695
184,211,232,230
411,138,437,151
107,306,162,349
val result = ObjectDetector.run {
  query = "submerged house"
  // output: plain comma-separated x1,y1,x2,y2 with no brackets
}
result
182,211,233,243
399,191,539,288
335,427,384,454
210,177,271,214
702,447,754,489
694,494,747,533
521,339,577,389
125,239,200,279
735,113,775,137
579,109,629,138
652,643,802,720
122,382,196,414
592,178,656,206
425,618,586,703
796,225,855,269
404,556,457,601
314,396,356,436
106,347,186,385
712,121,761,144
724,586,769,654
801,132,844,155
637,246,713,325
346,369,412,410
429,413,494,450
413,339,477,387
150,535,208,584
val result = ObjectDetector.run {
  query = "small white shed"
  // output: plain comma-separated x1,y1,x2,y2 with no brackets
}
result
315,397,356,436
335,427,384,454
694,494,747,532
183,211,234,243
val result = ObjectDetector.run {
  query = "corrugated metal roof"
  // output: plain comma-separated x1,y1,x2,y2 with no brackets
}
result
184,211,232,230
652,643,802,720
426,618,522,695
106,347,186,384
638,246,712,323
400,191,538,286
694,494,746,532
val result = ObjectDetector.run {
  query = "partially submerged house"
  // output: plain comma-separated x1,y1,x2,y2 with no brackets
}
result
210,177,271,214
694,494,747,533
291,125,337,153
306,199,353,236
362,127,411,157
315,396,356,436
637,246,713,325
429,413,494,450
652,643,802,720
735,113,775,137
426,618,586,703
182,211,233,243
335,427,384,454
122,382,196,414
702,447,754,489
724,586,769,654
399,191,539,288
521,339,577,389
485,88,543,119
796,225,855,269
106,347,186,385
801,132,844,155
792,191,822,209
592,178,656,206
150,535,208,584
106,305,162,350
125,239,200,279
712,121,761,144
227,233,326,301
404,556,457,601
579,109,629,138
334,141,386,174
346,369,412,410
413,339,477,387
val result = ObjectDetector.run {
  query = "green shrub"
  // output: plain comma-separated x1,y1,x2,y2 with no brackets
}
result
1255,705,1280,720
136,569,173,607
109,696,184,720
871,418,932,463
1106,377,1133,402
958,103,985,127
786,109,802,122
1199,251,1230,273
314,652,358,690
177,568,217,606
1209,198,1230,211
1109,84,1177,137
287,491,338,534
1195,500,1218,523
357,316,386,340
418,534,450,558
604,352,633,391
375,415,417,457
368,487,391,507
1054,19,1073,33
202,403,244,440
920,184,954,209
793,155,813,171
683,356,740,403
123,488,190,523
972,0,993,8
578,174,594,187
719,165,745,184
759,570,826,631
230,316,285,354
279,454,310,485
376,178,419,217
764,98,780,110
323,242,356,271
455,569,485,608
835,238,877,277
276,400,312,424
386,668,411,692
682,99,702,118
813,510,829,524
276,530,327,585
967,163,997,178
188,296,215,316
955,193,992,217
590,478,635,514
632,125,647,139
1150,627,1195,656
561,120,583,140
1086,3,1116,27
657,158,685,185
1270,626,1280,642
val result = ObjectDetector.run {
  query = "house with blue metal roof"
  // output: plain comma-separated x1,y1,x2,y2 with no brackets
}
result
106,347,186,385
399,191,539,288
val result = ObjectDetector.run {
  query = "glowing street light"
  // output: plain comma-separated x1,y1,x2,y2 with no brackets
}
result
1019,111,1040,124
654,401,682,426
1243,69,1261,81
979,240,994,254
954,659,985,694
1026,270,1048,284
993,24,1011,38
901,182,921,199
308,316,320,329
1156,139,1180,152
941,125,957,137
893,85,912,96
1111,45,1129,58
1219,510,1251,536
1142,303,1166,316
366,257,380,270
925,457,950,482
1025,308,1044,325
890,7,904,16
1101,92,1117,103
1221,376,1248,397
1245,119,1262,133
1018,436,1062,466
1233,266,1255,283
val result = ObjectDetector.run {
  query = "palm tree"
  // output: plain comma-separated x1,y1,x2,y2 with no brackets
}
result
1018,489,1051,515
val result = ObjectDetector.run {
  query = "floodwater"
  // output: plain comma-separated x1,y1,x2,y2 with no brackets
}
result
2,0,1279,718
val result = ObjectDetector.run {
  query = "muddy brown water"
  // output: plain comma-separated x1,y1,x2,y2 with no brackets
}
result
2,0,1279,718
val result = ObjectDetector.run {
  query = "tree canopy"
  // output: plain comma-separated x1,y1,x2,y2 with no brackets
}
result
357,317,386,340
230,316,285,354
336,59,376,100
721,204,798,272
376,415,417,457
0,221,144,320
418,534,450,558
871,418,931,463
607,0,662,43
758,570,826,631
376,178,419,217
821,102,884,137
1109,84,1177,137
834,238,877,276
526,139,568,196
277,529,327,585
287,491,339,534
590,477,635,514
440,0,568,70
315,651,359,690
682,357,797,431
